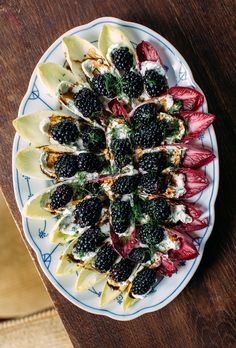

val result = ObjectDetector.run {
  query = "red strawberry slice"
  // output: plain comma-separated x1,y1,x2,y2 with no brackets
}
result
180,111,215,142
181,143,215,168
177,168,209,198
156,254,177,277
110,224,138,258
108,98,130,118
168,86,204,111
136,41,161,63
167,229,199,261
173,202,208,233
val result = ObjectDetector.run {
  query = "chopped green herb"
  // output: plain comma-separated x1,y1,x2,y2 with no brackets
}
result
167,99,182,114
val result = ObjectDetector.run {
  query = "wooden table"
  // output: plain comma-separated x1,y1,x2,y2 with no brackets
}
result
1,1,235,347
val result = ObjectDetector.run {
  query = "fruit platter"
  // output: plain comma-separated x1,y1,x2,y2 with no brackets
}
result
12,17,219,321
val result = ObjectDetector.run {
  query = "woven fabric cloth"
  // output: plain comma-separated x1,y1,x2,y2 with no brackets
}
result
0,192,53,317
0,309,73,348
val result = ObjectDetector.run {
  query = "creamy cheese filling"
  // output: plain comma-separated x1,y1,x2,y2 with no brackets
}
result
108,119,131,141
170,204,192,224
72,249,96,262
81,59,111,79
39,118,50,135
172,173,186,198
140,61,165,77
158,94,174,111
158,112,185,144
156,231,180,253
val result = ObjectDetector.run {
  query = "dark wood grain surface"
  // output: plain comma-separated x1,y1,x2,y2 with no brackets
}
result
1,1,235,347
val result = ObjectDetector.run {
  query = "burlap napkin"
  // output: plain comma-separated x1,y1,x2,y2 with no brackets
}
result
0,191,52,317
0,191,73,347
0,309,73,348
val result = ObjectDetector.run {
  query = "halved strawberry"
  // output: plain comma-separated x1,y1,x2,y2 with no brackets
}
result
168,86,204,111
178,168,209,198
174,202,208,233
167,229,199,261
110,224,138,258
180,111,215,142
136,41,161,63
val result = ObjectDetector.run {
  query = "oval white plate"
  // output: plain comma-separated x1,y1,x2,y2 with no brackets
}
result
12,17,219,321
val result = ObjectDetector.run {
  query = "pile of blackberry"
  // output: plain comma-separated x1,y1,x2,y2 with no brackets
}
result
50,184,73,210
122,70,144,98
128,247,150,263
138,224,165,245
72,227,104,254
111,47,134,71
50,121,79,144
139,172,168,194
132,122,164,149
77,152,102,173
111,200,132,234
131,267,157,296
138,152,168,172
74,197,102,227
144,69,168,97
81,127,106,152
109,258,134,283
91,73,118,98
74,88,101,118
111,175,139,194
54,155,78,178
95,244,118,273
132,103,159,127
110,138,132,168
143,198,171,223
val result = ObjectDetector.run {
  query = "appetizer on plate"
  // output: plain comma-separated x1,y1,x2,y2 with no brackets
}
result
13,23,216,310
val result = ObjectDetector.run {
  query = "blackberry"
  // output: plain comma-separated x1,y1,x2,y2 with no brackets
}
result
109,258,134,283
77,152,102,173
138,224,165,245
94,244,118,272
111,175,139,194
110,138,132,168
111,47,134,71
133,103,159,127
50,184,73,209
131,268,156,296
74,197,102,227
91,73,118,98
54,155,78,178
72,227,103,254
122,70,144,98
74,88,101,118
144,198,171,222
82,127,106,152
132,122,164,149
50,121,79,145
139,152,168,172
111,200,131,234
139,172,168,194
128,247,150,263
110,138,131,157
144,69,168,97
